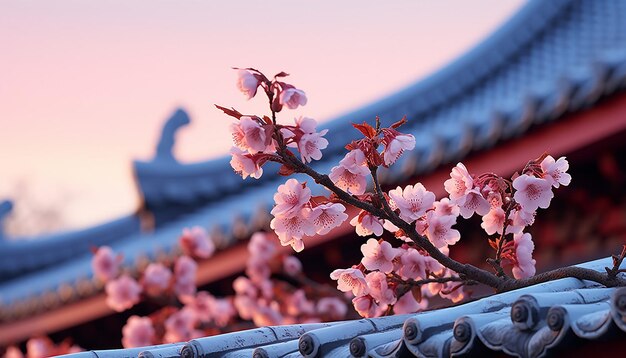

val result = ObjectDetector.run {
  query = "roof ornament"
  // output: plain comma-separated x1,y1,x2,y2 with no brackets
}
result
154,108,190,163
0,200,13,240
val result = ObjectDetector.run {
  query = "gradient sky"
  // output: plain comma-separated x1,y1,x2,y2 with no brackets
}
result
0,0,525,234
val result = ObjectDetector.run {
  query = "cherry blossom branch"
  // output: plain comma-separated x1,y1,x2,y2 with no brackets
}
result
230,68,626,302
370,167,395,218
270,141,506,290
499,265,626,292
393,275,467,287
273,147,626,293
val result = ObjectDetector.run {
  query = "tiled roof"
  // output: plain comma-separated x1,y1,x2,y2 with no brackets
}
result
135,0,626,208
3,0,626,326
56,257,626,358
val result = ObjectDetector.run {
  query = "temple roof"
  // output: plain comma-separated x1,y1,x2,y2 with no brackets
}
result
59,257,626,358
135,0,626,207
2,0,626,333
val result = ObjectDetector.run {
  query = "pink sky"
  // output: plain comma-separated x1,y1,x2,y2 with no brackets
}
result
0,0,525,234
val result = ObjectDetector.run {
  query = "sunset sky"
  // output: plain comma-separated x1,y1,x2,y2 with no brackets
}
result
0,0,525,234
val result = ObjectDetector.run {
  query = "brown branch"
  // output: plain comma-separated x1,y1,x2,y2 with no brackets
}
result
497,266,626,292
370,167,395,218
606,245,626,278
401,276,467,287
269,127,626,295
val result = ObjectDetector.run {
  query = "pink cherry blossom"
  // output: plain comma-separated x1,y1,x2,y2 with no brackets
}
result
246,256,271,283
350,212,384,237
330,268,368,296
179,226,215,259
252,304,284,327
507,208,535,234
279,88,307,109
398,248,427,280
163,308,199,343
230,116,267,153
425,212,460,248
25,338,52,358
105,275,142,312
209,297,236,326
91,246,120,283
174,256,197,298
289,117,329,163
270,210,315,252
365,271,396,305
424,254,446,277
122,316,155,348
283,255,302,276
444,163,474,204
329,149,370,194
433,198,460,217
513,174,554,213
234,295,257,320
512,232,536,279
382,132,415,166
236,69,259,100
230,147,263,179
271,179,312,218
248,232,277,262
394,292,428,314
329,165,368,195
316,297,348,321
383,219,400,234
339,149,370,173
540,155,571,188
295,116,319,133
4,346,24,358
360,238,397,273
388,183,436,222
440,282,467,303
298,132,329,163
181,291,215,323
481,207,506,235
233,276,257,297
352,295,379,318
309,203,348,235
458,189,490,219
142,263,172,296
285,289,315,316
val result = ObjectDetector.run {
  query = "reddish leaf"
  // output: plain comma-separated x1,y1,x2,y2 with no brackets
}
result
352,122,377,138
262,116,273,125
274,71,290,78
345,141,359,151
390,116,408,129
215,104,243,119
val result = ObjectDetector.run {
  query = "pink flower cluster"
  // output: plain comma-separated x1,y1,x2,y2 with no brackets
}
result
227,69,329,179
91,232,216,315
331,238,464,318
270,179,348,252
232,232,348,326
4,337,82,358
385,182,460,249
443,155,570,278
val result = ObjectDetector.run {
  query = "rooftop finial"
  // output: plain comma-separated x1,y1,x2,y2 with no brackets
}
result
155,108,191,163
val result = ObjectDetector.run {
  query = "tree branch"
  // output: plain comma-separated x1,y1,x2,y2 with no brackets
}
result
270,131,626,294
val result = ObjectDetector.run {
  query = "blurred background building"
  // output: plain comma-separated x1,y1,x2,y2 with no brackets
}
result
2,0,626,353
